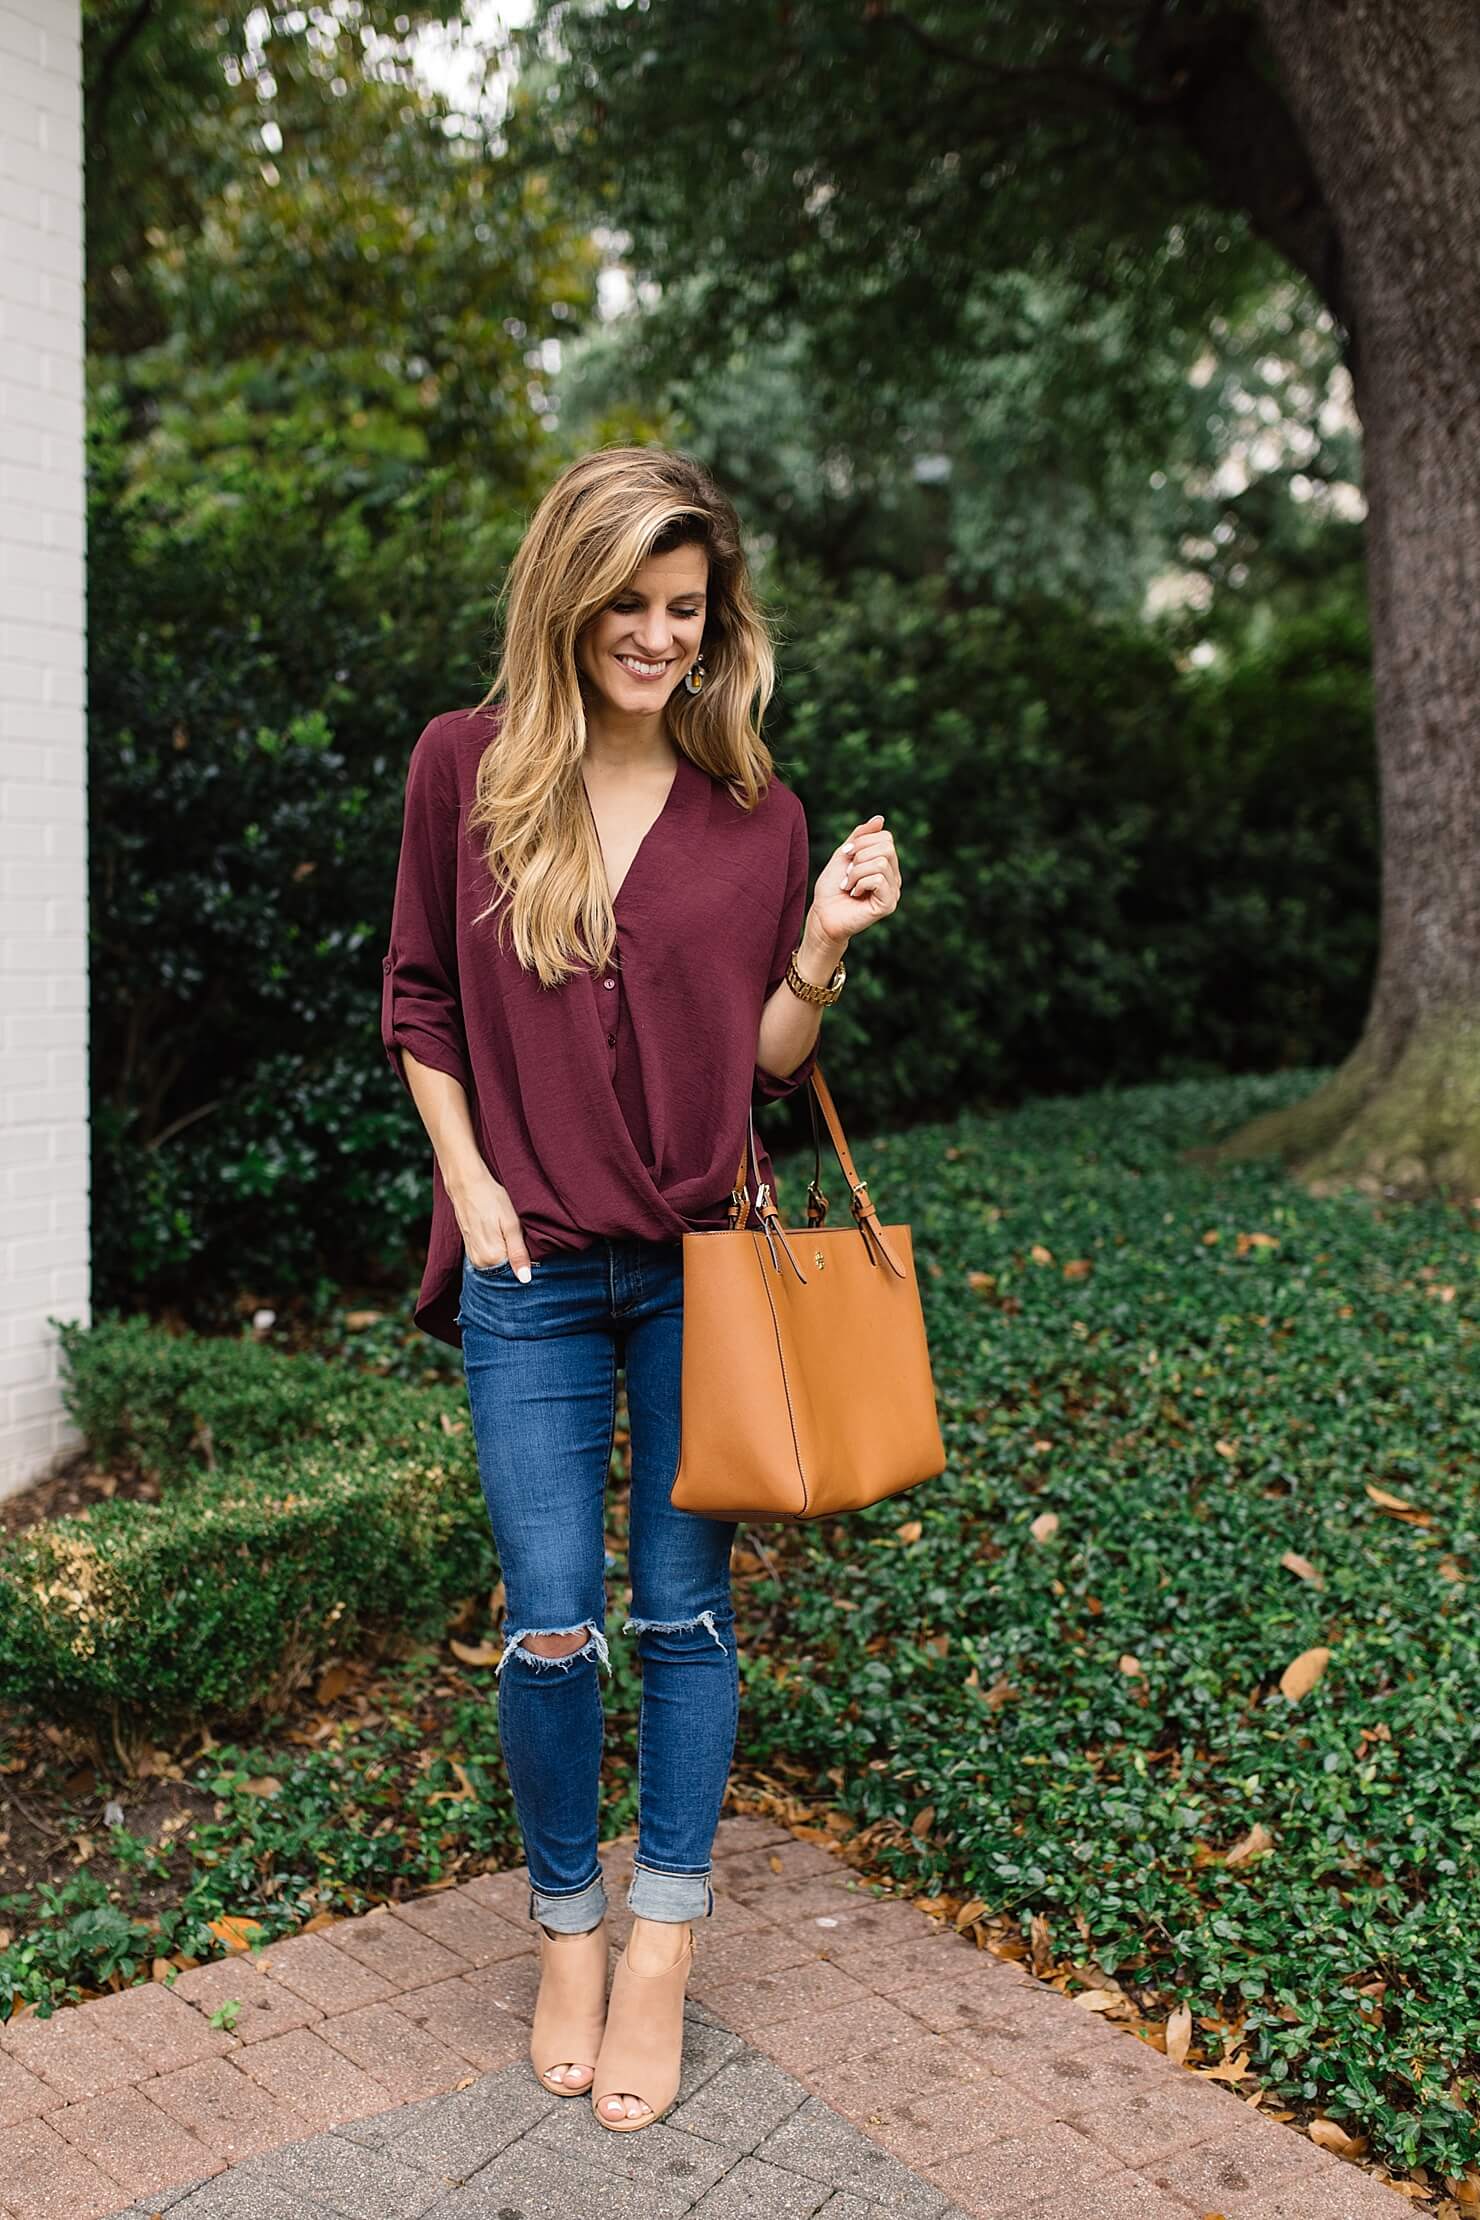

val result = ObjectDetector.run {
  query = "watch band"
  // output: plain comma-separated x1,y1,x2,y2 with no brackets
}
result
785,944,847,1007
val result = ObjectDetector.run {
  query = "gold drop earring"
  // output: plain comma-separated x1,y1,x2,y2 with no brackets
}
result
683,650,707,697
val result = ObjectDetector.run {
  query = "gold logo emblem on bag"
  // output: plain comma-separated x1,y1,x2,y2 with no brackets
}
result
815,1250,825,1269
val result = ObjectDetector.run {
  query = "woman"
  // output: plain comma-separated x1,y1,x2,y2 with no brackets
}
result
380,446,899,2132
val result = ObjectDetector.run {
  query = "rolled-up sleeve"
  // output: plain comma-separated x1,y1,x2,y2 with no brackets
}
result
752,792,822,1105
381,718,474,1100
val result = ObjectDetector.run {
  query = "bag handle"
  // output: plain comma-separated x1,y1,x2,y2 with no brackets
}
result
716,1067,907,1283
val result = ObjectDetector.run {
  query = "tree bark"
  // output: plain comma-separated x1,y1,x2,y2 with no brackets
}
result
1205,0,1480,1198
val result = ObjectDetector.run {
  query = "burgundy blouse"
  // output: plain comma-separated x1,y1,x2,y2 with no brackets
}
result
381,705,820,1346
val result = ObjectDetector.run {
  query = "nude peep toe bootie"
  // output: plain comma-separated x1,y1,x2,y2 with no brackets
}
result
590,1924,696,2131
530,1918,611,2097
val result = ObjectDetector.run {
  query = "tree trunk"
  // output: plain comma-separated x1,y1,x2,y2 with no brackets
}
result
1207,0,1480,1199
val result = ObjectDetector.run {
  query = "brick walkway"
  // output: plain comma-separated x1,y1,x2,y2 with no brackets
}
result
0,1816,1411,2219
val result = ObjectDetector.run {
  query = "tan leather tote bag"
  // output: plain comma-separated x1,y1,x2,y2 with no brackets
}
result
670,1066,947,1522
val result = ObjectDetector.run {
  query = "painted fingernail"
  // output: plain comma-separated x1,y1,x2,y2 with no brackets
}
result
516,1265,532,1283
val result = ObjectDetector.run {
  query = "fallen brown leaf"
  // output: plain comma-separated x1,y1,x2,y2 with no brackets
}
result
1195,2048,1252,2084
427,1759,477,1805
1365,1483,1417,1513
1279,1646,1333,1702
207,1916,263,1952
449,1639,502,1668
1308,2117,1366,2158
1165,2004,1193,2065
1223,1822,1274,1867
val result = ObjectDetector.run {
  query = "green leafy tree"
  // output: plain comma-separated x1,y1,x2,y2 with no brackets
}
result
522,0,1480,1198
84,0,598,507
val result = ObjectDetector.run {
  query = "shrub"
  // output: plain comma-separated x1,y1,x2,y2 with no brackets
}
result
763,566,1376,1122
54,1315,407,1486
2,1324,490,1756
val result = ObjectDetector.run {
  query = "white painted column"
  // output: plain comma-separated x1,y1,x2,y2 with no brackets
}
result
0,0,89,1498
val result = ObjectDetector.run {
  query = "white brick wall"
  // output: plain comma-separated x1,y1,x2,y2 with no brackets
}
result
0,0,88,1499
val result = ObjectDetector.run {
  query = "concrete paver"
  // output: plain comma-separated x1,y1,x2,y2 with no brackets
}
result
0,1815,1417,2220
753,2092,961,2216
920,2114,1121,2214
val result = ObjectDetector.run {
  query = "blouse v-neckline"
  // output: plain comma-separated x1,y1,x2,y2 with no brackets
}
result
582,748,702,911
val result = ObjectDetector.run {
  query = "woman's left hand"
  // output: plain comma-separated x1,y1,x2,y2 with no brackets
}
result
808,814,900,945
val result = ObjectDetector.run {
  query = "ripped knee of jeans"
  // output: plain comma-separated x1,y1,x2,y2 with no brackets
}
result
622,1607,731,1656
497,1621,612,1678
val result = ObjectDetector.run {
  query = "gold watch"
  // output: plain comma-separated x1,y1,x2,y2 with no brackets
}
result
785,942,847,1007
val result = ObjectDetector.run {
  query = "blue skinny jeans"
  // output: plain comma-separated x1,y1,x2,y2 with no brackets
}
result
455,1235,739,1934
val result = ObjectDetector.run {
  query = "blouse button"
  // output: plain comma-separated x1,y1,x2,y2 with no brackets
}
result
602,977,616,989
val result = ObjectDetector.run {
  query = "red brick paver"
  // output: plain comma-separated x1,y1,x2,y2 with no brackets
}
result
232,2023,395,2130
389,1885,531,1967
167,1956,319,2046
250,1928,396,2014
321,1902,471,1991
76,1980,234,2074
50,2084,224,2201
389,1968,527,2073
0,2011,145,2105
0,2116,122,2219
314,1999,474,2104
0,1817,1418,2220
699,1821,1412,2220
922,2115,1115,2215
0,2050,53,2132
143,2054,314,2163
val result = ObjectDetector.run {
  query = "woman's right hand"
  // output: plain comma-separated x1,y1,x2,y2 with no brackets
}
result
453,1172,533,1281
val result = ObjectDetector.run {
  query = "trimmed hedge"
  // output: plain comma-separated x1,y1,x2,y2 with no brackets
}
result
3,1325,489,1751
53,1315,409,1487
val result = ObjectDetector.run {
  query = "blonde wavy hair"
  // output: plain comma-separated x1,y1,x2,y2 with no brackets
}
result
467,445,780,988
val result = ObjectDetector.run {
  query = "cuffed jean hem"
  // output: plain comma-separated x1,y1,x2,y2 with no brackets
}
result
528,1868,608,1934
627,1860,715,1923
